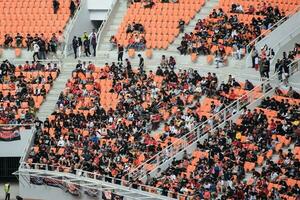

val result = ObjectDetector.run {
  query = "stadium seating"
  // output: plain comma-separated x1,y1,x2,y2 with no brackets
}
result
177,0,300,58
115,0,205,49
145,90,299,199
0,61,60,124
26,61,260,179
0,0,71,46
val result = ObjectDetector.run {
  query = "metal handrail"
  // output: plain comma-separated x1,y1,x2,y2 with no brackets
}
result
96,0,119,51
63,0,83,57
128,58,300,179
245,5,300,54
17,59,300,199
18,162,189,200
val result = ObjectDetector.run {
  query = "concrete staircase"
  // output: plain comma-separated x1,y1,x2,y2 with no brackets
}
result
97,0,128,52
36,62,75,121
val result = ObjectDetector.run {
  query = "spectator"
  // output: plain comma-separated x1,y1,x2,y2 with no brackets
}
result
110,36,117,50
15,33,23,48
4,34,13,48
33,42,40,61
57,30,65,52
138,54,144,73
83,37,91,57
70,0,77,17
117,44,124,62
72,36,78,59
178,19,185,33
53,0,60,14
89,29,97,57
25,34,33,51
144,0,154,8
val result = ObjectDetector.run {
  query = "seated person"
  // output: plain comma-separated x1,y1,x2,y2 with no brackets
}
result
143,0,154,8
244,80,254,91
4,34,13,47
287,87,300,99
15,33,24,47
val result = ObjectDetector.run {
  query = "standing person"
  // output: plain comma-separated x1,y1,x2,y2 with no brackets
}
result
38,38,46,60
4,183,10,200
25,34,33,51
89,29,97,57
77,37,82,58
83,38,91,57
33,42,40,61
178,19,185,33
251,48,258,68
72,36,78,59
118,44,124,62
138,54,144,73
69,0,76,17
57,30,65,52
53,0,60,14
263,58,270,78
274,59,282,81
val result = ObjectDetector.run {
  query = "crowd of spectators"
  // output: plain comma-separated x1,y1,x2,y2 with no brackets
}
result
0,60,60,124
125,22,146,51
145,88,300,199
177,2,285,59
25,58,258,183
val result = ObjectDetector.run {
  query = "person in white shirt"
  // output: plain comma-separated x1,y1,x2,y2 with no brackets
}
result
33,42,40,61
57,136,65,147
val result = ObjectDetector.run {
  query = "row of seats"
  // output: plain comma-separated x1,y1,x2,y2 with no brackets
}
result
178,0,299,58
0,61,60,124
25,61,260,181
0,0,72,47
115,0,205,49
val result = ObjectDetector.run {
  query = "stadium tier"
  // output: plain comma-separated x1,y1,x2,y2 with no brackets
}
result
0,0,299,199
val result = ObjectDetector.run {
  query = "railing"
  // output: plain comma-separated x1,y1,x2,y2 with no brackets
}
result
17,61,300,199
63,0,84,57
128,58,300,180
18,162,182,200
96,0,119,51
245,5,300,54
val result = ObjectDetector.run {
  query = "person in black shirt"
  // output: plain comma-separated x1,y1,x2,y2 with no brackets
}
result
53,0,60,14
117,44,124,62
69,0,76,17
155,66,163,76
26,34,33,51
15,33,23,47
83,38,91,57
138,54,144,73
274,59,282,81
72,36,78,59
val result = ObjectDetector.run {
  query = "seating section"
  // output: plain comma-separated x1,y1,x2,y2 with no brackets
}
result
115,0,205,49
146,91,299,199
177,0,300,58
0,61,60,124
0,0,71,46
26,61,260,179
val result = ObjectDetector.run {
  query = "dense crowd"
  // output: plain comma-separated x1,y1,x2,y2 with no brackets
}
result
145,90,300,199
177,3,285,59
0,60,60,124
26,59,257,183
